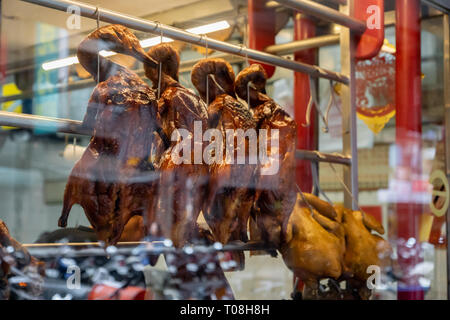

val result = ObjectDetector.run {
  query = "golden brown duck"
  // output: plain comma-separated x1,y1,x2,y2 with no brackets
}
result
191,58,258,250
143,43,209,247
280,194,346,299
235,64,297,249
59,25,163,245
335,204,391,299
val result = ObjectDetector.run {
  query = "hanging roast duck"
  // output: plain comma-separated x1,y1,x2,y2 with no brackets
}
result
235,63,297,249
143,43,210,248
191,58,258,250
59,25,164,245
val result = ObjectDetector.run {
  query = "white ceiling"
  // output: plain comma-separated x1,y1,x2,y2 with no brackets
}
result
2,0,202,60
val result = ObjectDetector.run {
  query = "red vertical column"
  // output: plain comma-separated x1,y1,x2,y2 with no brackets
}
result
248,0,276,78
395,0,424,300
293,13,317,294
294,13,316,193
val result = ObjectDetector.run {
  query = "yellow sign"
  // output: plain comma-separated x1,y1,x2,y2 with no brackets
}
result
1,82,23,130
429,169,450,217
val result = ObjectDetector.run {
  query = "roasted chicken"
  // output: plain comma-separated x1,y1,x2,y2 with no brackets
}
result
280,194,346,299
191,58,258,248
59,25,163,245
144,43,209,247
335,204,391,299
235,64,297,249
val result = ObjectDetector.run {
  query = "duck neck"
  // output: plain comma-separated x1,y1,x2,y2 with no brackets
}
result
156,73,179,93
78,39,121,82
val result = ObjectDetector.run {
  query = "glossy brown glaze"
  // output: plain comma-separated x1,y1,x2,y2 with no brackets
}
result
59,25,162,245
192,59,258,270
144,44,209,248
191,58,235,103
235,64,297,249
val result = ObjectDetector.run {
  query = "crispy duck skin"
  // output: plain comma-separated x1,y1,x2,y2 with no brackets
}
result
335,204,392,299
144,44,209,247
59,25,163,245
191,58,258,247
280,195,346,298
235,64,297,249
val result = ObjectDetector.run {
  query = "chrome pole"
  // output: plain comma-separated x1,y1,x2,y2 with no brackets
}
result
0,111,86,135
274,0,366,34
443,13,450,300
0,53,244,104
295,149,351,166
19,0,349,84
265,34,340,55
339,0,358,210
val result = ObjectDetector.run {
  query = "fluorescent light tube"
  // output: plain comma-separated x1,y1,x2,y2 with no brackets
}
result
185,20,230,34
140,36,173,48
42,56,79,70
42,20,230,70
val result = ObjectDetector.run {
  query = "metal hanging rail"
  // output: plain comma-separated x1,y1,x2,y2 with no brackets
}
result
273,0,366,34
0,111,86,135
0,111,352,166
24,240,276,259
295,150,351,166
0,53,244,104
265,34,340,55
20,0,348,84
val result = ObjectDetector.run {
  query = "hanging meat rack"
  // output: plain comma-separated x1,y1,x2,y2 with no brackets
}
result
1,0,361,258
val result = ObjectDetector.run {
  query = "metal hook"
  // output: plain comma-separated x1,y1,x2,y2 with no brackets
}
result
157,23,163,99
296,184,316,217
302,76,329,133
311,161,333,205
327,162,362,213
238,43,250,67
324,80,341,123
153,20,160,33
204,34,208,58
203,34,210,104
73,137,77,158
95,5,100,84
247,80,251,108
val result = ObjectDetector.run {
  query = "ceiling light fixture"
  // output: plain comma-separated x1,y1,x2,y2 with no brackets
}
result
42,56,79,71
42,20,230,71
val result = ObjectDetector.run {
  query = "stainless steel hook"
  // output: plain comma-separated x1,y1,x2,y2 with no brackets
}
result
156,22,163,99
296,184,316,217
324,80,342,124
311,161,333,205
327,162,362,214
95,5,100,84
302,76,329,133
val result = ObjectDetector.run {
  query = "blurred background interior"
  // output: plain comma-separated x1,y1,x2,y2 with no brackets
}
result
0,0,448,299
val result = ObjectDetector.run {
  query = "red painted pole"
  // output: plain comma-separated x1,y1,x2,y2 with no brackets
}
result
395,0,424,300
294,13,317,193
248,0,276,78
293,13,317,294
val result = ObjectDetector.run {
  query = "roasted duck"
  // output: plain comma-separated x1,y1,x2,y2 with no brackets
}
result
59,25,163,245
235,64,297,249
191,58,258,247
280,194,346,299
143,43,209,247
0,220,44,300
335,204,391,299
